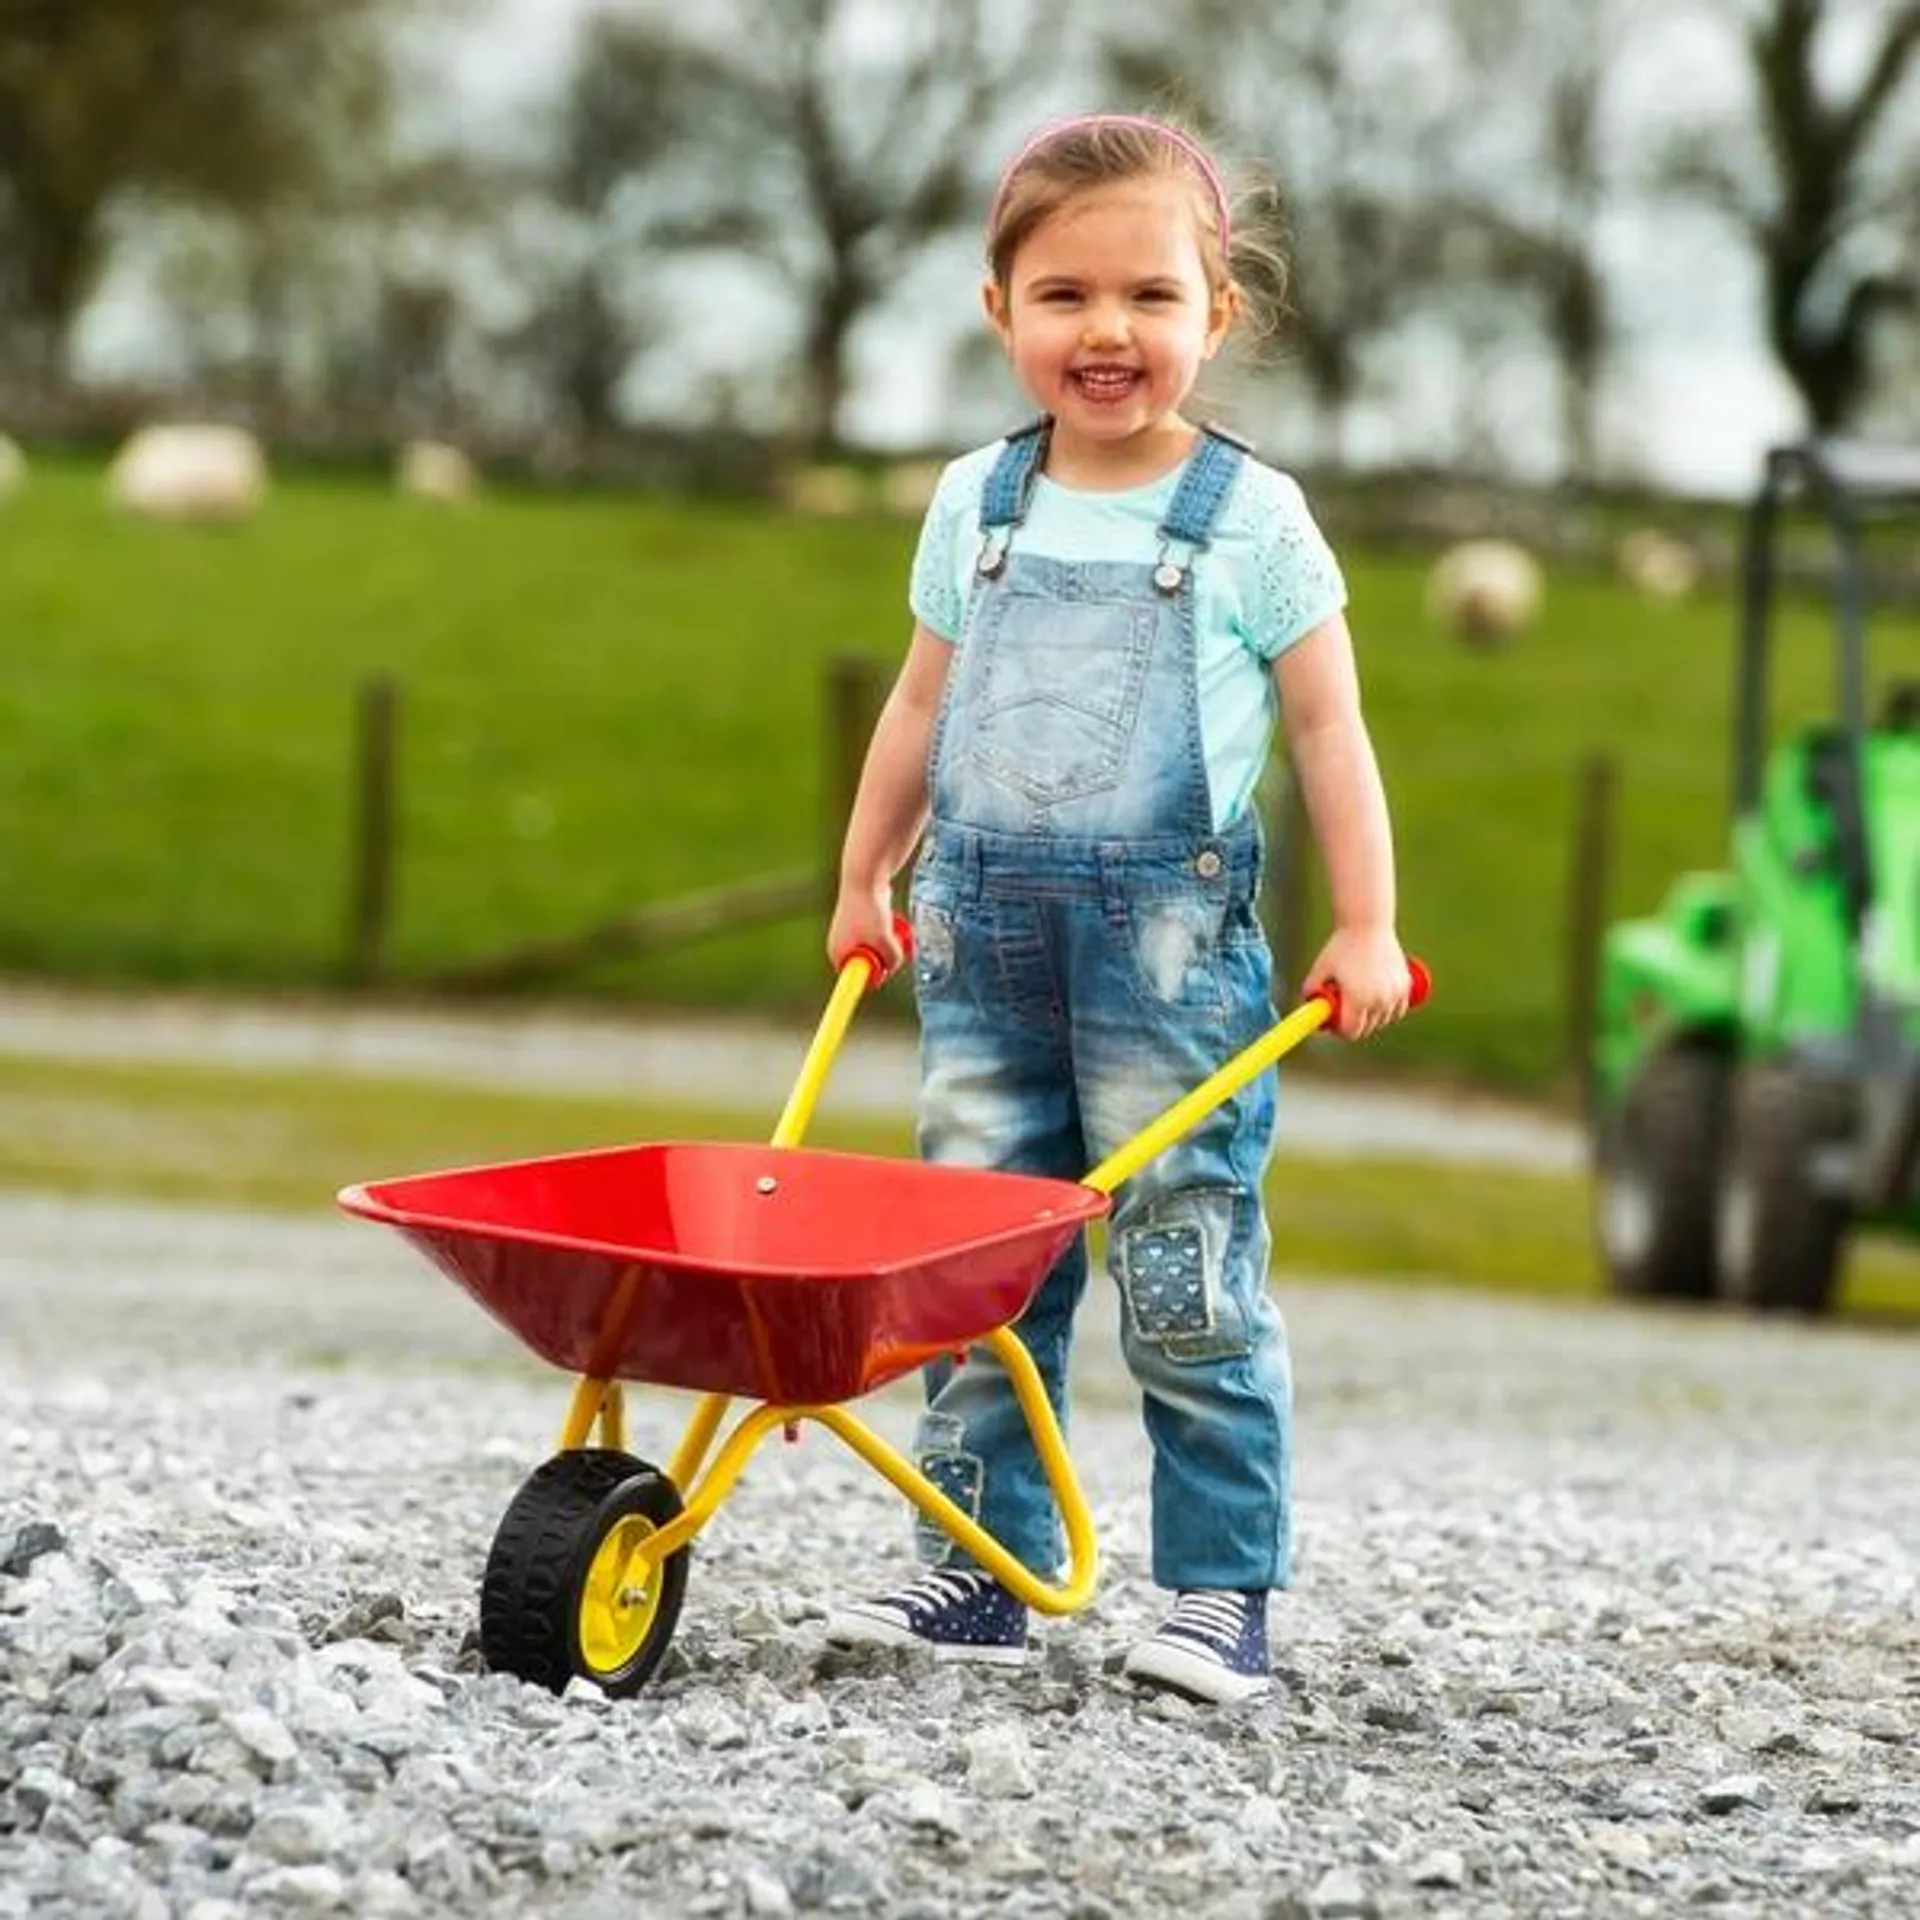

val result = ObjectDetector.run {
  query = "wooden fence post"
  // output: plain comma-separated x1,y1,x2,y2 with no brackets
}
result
345,675,400,985
1565,749,1618,1093
1261,764,1313,998
823,653,886,898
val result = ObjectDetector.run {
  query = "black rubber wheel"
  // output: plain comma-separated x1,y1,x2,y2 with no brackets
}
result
1716,1065,1850,1316
1593,1045,1728,1299
479,1449,690,1697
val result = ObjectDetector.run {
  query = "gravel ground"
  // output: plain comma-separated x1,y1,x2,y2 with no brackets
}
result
2,1187,1916,1919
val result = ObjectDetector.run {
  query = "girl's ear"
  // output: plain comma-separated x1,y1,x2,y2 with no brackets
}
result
982,275,1013,351
1202,280,1244,360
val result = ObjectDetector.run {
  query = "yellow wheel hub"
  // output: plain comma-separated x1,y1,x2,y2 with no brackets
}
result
577,1514,663,1675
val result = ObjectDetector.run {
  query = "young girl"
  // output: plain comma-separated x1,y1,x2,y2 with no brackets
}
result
823,113,1411,1705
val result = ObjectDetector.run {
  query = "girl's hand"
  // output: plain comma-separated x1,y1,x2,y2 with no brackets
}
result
827,882,905,979
1302,926,1412,1040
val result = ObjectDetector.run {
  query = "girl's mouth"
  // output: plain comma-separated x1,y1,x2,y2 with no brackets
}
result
1070,367,1143,402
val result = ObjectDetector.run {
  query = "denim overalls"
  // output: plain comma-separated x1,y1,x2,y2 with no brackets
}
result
909,421,1293,1593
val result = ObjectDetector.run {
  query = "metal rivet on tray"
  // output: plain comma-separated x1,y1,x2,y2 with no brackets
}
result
755,1176,778,1195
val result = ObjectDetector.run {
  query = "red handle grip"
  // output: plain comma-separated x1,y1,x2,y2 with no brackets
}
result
1311,955,1431,1030
842,913,915,989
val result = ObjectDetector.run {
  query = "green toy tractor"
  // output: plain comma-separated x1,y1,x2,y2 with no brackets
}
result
1591,440,1920,1315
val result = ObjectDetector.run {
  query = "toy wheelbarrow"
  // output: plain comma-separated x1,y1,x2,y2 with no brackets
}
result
338,931,1430,1697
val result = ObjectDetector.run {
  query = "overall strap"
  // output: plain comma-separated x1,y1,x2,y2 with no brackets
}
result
1152,425,1250,595
975,418,1050,579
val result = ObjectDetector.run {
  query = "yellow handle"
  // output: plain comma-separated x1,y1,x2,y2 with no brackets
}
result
1080,994,1333,1196
770,954,874,1147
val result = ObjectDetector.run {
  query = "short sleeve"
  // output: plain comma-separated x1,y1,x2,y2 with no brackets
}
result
907,459,980,642
1247,472,1347,661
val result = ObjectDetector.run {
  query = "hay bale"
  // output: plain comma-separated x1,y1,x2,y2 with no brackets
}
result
107,424,267,524
397,440,479,503
877,460,944,517
780,465,867,516
1616,528,1701,601
1425,539,1543,647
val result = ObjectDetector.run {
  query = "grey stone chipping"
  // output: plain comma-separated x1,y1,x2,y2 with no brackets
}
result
0,1186,1914,1919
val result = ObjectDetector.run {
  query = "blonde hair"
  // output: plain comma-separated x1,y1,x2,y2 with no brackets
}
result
984,113,1290,337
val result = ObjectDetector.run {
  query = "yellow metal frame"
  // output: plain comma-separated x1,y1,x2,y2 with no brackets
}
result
551,954,1339,1619
576,1511,668,1673
614,1324,1096,1614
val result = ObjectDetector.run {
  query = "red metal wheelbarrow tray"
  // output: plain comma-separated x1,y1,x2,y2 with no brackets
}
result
338,1139,1112,1406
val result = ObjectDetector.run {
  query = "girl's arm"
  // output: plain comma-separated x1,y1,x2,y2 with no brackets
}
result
1272,612,1411,1038
826,622,953,970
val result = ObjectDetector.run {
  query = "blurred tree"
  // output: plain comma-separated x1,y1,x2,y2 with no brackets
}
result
0,0,419,379
1532,34,1612,484
498,264,631,451
1104,0,1491,467
1666,0,1920,431
1445,0,1646,485
562,0,1062,453
486,22,676,452
138,139,512,445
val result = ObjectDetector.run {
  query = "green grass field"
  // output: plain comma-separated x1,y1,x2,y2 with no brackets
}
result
6,452,1918,1091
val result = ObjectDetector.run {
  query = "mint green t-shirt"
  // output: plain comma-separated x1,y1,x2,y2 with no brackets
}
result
909,438,1347,828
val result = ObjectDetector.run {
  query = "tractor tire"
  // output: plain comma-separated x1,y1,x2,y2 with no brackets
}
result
1716,1065,1851,1316
1593,1045,1728,1299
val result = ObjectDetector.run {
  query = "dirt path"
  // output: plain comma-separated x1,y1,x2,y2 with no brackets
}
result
0,980,1583,1172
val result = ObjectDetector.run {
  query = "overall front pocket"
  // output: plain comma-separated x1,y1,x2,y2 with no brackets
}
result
963,592,1153,808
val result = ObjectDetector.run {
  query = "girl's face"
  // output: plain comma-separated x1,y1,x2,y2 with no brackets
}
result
985,176,1237,481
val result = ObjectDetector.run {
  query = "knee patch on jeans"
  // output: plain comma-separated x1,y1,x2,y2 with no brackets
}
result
1132,897,1229,1019
914,1414,983,1560
910,900,956,984
1115,1187,1251,1363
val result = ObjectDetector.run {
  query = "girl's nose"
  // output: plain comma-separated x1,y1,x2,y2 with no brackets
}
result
1080,302,1130,347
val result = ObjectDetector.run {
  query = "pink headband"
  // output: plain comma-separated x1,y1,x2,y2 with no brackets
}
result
987,114,1232,253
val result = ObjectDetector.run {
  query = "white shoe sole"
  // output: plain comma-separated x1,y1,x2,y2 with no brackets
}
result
1123,1639,1269,1704
824,1608,1029,1667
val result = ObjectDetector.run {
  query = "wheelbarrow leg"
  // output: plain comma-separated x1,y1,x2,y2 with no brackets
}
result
813,1325,1098,1616
667,1392,733,1490
619,1338,1099,1619
557,1376,631,1453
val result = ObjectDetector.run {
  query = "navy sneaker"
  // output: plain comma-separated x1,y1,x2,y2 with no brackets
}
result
825,1569,1028,1666
1123,1590,1270,1703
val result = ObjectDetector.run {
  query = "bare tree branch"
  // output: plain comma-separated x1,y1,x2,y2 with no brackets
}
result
0,0,429,375
558,0,1060,451
1669,0,1920,430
